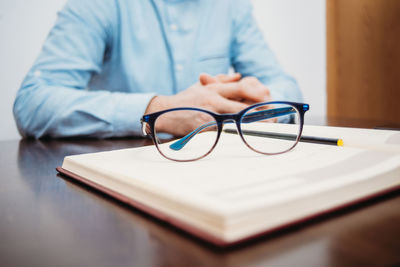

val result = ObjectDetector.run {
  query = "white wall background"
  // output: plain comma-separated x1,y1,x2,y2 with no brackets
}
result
0,0,326,141
0,0,66,141
253,0,326,123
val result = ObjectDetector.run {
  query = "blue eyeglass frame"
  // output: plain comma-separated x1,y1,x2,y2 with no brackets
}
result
141,101,310,162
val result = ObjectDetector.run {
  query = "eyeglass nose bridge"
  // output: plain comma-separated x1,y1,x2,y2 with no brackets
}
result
218,113,241,123
218,114,242,130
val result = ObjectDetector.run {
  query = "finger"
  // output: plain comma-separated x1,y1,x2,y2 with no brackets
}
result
212,95,249,114
210,81,271,103
215,73,241,83
207,82,261,102
199,73,217,85
207,82,241,99
239,77,272,102
200,73,241,85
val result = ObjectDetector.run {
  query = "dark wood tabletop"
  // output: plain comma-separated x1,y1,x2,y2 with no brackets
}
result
1,120,399,267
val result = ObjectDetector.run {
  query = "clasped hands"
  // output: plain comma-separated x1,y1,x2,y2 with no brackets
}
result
145,73,273,136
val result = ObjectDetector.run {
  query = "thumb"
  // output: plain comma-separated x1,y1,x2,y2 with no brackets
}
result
199,73,218,85
215,73,241,83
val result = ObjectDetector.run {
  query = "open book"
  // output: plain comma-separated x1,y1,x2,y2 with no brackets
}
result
57,125,400,246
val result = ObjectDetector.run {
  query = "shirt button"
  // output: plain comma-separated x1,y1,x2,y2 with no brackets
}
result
170,24,178,31
175,64,184,71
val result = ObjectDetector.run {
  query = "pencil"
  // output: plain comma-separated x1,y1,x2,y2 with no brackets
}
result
223,129,343,146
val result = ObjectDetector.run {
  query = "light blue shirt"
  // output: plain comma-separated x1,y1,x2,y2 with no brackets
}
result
13,0,302,138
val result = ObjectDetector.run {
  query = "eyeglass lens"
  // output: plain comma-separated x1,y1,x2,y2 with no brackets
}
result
154,109,219,161
239,103,300,154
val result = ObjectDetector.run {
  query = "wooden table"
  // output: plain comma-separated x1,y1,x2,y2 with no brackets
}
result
1,124,399,266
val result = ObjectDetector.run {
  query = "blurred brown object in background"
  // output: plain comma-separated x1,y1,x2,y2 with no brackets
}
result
327,0,400,127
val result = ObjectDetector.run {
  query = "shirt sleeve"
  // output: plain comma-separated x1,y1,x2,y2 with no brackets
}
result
13,0,155,138
230,0,303,102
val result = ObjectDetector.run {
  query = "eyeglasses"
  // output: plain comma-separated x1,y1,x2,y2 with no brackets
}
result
141,101,309,161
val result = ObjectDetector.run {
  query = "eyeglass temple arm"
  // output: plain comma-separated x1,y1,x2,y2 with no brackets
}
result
240,107,296,124
169,107,296,151
169,121,217,151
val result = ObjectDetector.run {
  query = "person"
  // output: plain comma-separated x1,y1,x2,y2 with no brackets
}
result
13,0,302,139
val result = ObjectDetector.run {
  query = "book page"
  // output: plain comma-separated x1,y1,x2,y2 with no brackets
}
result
63,126,400,218
303,125,400,151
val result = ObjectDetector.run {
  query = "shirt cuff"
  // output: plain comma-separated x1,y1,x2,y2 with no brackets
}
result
112,92,156,137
